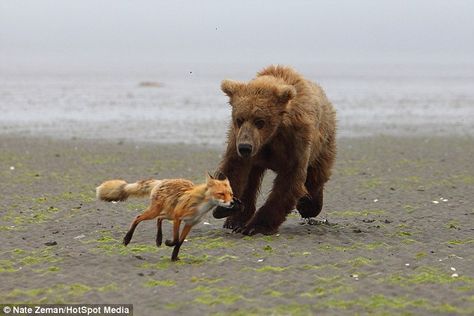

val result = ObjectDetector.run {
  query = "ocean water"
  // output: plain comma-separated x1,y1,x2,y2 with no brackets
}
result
1,63,473,146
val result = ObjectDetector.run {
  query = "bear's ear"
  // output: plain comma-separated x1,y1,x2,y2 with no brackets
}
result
221,79,245,98
274,85,296,105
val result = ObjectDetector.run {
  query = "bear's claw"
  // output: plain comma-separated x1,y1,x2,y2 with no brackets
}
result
241,224,278,236
223,217,246,231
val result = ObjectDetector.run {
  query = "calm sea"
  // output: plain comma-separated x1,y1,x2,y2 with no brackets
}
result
1,63,473,146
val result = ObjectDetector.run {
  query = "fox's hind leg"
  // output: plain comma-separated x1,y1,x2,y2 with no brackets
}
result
156,218,163,247
171,224,192,261
123,205,160,246
165,219,181,247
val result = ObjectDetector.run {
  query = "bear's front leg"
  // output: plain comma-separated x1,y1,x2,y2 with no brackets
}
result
222,164,257,230
230,165,266,232
213,152,251,229
242,163,308,236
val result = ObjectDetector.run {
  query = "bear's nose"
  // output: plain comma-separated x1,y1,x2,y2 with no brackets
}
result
238,143,253,157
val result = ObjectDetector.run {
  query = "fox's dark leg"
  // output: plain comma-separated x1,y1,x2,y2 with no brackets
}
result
155,218,163,247
165,219,181,247
231,166,266,232
171,224,192,261
123,206,159,246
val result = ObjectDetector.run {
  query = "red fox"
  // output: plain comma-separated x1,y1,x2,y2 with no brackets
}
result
96,173,238,261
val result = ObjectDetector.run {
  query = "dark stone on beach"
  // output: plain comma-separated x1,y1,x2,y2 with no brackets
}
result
45,241,57,246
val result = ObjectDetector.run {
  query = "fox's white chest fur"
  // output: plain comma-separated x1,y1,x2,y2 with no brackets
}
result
183,200,218,226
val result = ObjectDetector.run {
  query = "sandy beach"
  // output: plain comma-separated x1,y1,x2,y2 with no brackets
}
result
2,1,474,314
1,135,473,315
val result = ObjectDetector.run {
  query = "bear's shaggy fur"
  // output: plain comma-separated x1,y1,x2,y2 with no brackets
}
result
216,65,336,235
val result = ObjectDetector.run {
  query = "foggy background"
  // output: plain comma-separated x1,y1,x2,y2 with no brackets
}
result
1,0,473,144
1,0,473,71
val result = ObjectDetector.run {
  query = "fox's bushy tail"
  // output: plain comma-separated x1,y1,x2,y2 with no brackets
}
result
96,179,161,202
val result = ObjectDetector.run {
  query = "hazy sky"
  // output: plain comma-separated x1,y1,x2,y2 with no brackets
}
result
1,0,473,71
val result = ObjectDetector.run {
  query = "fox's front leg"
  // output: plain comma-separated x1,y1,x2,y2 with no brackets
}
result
165,219,181,247
171,224,193,261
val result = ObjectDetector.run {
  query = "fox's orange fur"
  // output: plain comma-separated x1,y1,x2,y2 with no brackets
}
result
96,174,235,261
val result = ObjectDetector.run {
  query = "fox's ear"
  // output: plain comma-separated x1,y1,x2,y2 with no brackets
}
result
221,79,245,98
213,171,227,181
206,172,214,183
274,85,296,105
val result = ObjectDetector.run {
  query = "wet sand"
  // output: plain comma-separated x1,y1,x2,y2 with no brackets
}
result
2,64,474,144
1,135,473,315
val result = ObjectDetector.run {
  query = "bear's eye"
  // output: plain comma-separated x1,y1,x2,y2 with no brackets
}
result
254,119,265,129
236,118,244,128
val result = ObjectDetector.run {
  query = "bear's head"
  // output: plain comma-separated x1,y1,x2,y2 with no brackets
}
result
221,77,296,158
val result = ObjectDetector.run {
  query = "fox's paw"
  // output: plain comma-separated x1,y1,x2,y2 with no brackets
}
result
165,239,177,247
156,233,162,247
123,231,133,246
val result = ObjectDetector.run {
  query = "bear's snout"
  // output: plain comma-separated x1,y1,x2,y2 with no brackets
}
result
237,143,253,158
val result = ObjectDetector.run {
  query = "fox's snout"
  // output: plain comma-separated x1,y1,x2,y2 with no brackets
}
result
218,196,241,208
218,198,232,208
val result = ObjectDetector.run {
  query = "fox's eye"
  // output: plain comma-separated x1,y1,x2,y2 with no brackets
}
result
254,119,265,129
218,193,225,198
236,118,244,128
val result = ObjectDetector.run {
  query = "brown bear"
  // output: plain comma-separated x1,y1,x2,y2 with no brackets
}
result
213,65,336,235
